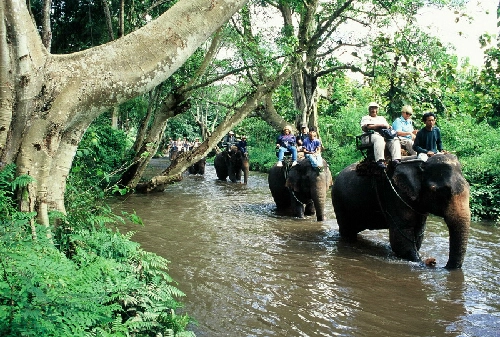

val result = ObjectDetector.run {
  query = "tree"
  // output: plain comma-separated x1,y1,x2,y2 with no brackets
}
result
257,0,444,133
0,0,249,233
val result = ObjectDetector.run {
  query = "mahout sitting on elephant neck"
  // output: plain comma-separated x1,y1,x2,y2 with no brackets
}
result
332,153,470,269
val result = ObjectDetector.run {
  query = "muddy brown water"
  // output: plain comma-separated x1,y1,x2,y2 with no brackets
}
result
111,160,500,337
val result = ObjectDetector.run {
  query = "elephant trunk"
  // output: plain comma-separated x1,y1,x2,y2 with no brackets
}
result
443,193,471,269
242,160,249,184
311,187,326,221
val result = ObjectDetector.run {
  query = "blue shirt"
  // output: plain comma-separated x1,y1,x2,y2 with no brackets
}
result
392,116,414,139
276,134,296,148
303,137,321,153
413,127,443,154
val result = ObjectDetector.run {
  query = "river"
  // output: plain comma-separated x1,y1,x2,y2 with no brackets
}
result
111,162,500,337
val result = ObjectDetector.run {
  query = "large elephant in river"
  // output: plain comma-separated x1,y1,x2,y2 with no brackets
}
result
214,146,249,184
332,153,470,269
268,159,332,221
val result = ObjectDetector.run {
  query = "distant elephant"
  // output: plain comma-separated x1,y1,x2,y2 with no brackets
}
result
169,149,179,161
332,153,470,269
214,146,249,184
268,159,332,221
188,157,206,175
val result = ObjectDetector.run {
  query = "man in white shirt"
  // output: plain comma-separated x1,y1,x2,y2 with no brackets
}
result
360,102,401,168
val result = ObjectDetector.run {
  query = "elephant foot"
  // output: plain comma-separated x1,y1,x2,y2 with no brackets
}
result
338,227,358,241
304,209,315,216
424,258,436,267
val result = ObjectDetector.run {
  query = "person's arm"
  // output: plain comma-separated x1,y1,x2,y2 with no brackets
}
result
314,140,322,154
412,130,427,154
435,128,443,152
393,118,411,137
361,116,389,132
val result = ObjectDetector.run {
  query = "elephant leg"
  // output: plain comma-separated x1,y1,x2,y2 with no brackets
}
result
389,227,421,262
290,192,305,218
304,201,316,216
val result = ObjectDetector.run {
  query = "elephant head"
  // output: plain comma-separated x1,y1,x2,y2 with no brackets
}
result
268,159,332,221
214,146,249,184
332,153,470,269
188,157,206,175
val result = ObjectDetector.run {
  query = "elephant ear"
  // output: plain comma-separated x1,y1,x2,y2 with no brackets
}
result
392,162,423,201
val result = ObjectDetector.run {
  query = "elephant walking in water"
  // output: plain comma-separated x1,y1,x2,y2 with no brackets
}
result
188,157,206,175
332,153,470,269
214,146,249,184
268,159,332,221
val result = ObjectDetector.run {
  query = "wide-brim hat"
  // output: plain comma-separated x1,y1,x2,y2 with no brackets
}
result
283,125,292,132
368,101,379,108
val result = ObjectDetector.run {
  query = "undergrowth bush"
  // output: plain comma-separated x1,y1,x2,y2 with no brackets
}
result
0,164,195,336
440,117,500,223
71,124,135,188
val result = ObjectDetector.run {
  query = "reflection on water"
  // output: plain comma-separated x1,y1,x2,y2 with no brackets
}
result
111,164,500,337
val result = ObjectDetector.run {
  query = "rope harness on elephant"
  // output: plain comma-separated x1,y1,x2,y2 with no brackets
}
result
372,172,426,245
285,160,314,207
290,189,314,206
383,170,427,217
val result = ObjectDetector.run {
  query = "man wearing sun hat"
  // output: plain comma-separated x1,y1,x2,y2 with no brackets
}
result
223,130,236,150
392,105,417,155
360,101,401,169
276,125,298,167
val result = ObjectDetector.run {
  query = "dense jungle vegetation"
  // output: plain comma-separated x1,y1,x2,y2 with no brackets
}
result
1,0,499,336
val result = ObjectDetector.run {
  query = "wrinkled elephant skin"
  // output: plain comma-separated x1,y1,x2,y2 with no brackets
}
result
188,157,206,175
214,147,249,184
268,159,332,221
332,154,470,269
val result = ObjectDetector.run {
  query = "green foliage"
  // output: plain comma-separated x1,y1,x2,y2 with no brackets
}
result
0,164,18,218
467,43,500,125
0,166,194,336
273,84,300,122
367,26,459,121
70,124,134,188
0,164,35,219
439,117,500,222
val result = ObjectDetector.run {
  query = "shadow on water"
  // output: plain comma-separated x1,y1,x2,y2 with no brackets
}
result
111,164,500,337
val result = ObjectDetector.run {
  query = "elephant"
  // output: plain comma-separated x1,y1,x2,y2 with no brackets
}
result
188,157,206,175
214,146,249,184
331,153,470,269
268,158,333,221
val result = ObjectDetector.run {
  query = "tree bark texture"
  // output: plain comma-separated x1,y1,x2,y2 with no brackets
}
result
0,0,249,228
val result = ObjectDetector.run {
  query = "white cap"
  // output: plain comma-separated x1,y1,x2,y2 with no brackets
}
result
368,102,379,108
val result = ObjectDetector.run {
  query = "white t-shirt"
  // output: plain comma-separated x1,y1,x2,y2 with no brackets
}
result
360,115,389,128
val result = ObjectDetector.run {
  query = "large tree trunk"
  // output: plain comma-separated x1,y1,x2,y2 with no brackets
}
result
0,0,249,231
